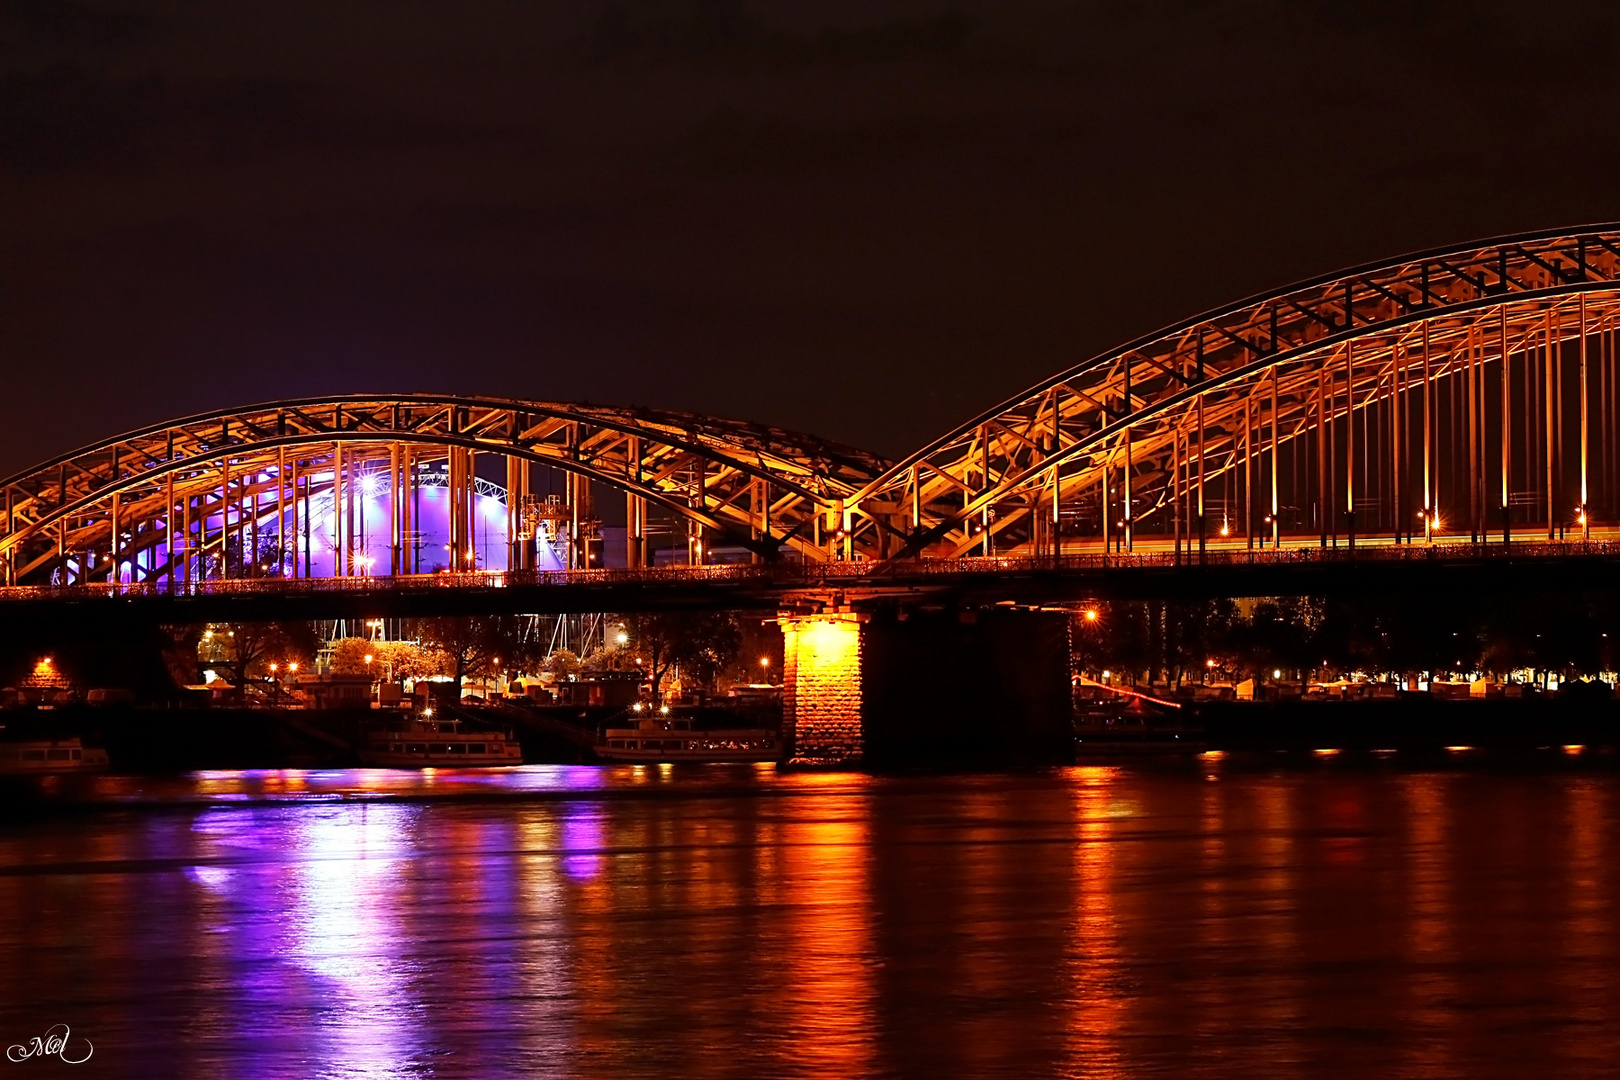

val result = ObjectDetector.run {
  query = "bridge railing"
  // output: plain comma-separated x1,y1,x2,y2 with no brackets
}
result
928,539,1620,576
1,538,1617,602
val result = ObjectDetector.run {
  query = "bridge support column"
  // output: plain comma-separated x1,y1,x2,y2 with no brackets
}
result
506,455,528,572
780,605,1074,769
626,493,646,570
782,612,866,766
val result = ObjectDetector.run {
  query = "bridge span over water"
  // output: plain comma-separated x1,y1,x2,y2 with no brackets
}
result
1,542,1618,622
7,225,1620,764
4,223,1620,599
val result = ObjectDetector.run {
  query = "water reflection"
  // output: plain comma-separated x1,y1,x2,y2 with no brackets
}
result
1065,767,1125,1078
1,766,1620,1077
779,780,874,1078
187,804,432,1076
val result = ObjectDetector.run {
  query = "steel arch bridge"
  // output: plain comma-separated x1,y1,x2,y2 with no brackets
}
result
0,396,888,587
843,223,1620,561
3,224,1620,592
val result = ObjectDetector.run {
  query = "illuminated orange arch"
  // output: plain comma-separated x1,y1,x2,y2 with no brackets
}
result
847,224,1620,559
0,395,889,584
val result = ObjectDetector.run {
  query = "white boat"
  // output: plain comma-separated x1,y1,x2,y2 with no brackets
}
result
360,715,523,768
599,716,780,763
0,738,110,774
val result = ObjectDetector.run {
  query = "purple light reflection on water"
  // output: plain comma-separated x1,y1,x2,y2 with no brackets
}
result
17,768,1620,1076
1,764,898,1077
80,765,617,808
560,805,606,881
185,803,435,1077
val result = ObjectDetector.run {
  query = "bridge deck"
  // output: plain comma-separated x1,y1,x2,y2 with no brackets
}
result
1,539,1617,619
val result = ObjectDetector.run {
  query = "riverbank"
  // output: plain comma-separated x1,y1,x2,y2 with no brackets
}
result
3,695,1619,774
1197,696,1620,752
0,702,764,772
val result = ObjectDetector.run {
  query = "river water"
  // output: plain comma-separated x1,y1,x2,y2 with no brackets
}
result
1,760,1618,1078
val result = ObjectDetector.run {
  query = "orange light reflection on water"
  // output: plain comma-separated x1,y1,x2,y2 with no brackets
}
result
15,764,1620,1076
1064,766,1127,1078
778,778,877,1077
1401,774,1455,1077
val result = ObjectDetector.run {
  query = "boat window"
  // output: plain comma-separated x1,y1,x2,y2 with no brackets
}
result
23,750,46,761
70,749,81,760
468,744,486,754
406,743,426,753
47,749,70,760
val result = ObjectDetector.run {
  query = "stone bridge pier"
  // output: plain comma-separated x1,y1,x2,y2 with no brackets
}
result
779,602,1073,769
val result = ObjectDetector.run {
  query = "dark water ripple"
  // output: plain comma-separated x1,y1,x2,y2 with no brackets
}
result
0,763,1616,1078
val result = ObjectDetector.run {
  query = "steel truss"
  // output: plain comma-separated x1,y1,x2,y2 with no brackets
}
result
8,226,1620,585
847,224,1620,561
0,396,889,586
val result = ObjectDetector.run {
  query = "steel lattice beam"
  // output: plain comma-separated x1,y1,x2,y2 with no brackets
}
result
0,396,890,585
847,224,1620,559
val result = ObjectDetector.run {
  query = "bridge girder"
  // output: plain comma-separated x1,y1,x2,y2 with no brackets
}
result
848,225,1620,560
0,396,890,585
9,226,1620,590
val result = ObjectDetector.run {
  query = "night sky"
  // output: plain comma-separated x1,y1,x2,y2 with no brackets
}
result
4,1,1618,476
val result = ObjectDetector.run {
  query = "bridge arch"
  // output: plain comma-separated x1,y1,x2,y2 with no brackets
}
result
848,224,1620,559
0,395,889,585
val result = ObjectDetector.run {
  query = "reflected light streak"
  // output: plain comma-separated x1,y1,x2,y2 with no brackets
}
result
560,805,606,881
284,805,428,1076
1252,782,1302,1077
1561,779,1608,1073
1400,775,1456,1077
781,793,876,1076
1064,767,1126,1076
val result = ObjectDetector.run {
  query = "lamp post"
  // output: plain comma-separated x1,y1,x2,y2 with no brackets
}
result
1077,608,1099,679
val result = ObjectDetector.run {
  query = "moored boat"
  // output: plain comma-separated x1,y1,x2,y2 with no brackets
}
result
0,738,110,774
599,716,780,763
360,715,523,768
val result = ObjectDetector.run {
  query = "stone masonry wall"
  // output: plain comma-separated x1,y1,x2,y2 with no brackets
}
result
782,615,864,766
